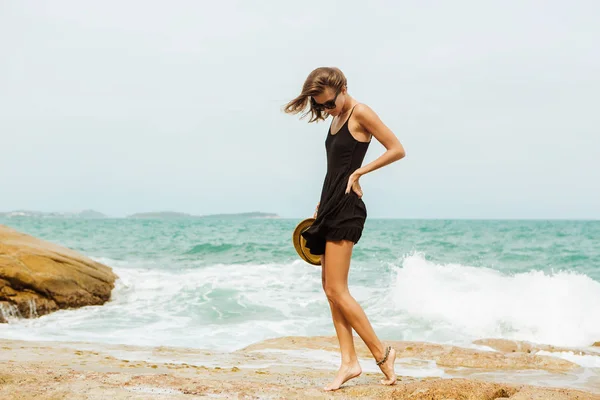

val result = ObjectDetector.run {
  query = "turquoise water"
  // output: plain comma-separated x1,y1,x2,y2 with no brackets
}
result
1,217,599,350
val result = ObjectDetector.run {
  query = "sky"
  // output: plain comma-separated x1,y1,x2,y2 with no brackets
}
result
1,0,598,219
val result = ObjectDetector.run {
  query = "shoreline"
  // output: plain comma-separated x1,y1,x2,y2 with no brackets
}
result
1,336,600,399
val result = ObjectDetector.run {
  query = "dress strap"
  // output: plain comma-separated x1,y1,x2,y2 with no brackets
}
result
330,104,359,135
344,104,359,125
347,104,358,119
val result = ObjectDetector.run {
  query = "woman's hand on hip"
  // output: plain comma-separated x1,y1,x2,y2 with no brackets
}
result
345,171,364,198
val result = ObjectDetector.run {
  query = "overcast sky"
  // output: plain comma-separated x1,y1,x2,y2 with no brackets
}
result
1,1,598,219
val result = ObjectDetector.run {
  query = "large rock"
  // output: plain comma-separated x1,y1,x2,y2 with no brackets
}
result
0,225,117,322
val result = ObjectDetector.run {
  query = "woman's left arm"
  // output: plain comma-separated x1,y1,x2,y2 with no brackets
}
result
345,105,405,195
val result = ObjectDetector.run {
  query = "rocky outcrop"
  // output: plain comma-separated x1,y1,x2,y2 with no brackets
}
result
242,335,577,372
475,338,600,356
2,338,598,399
0,225,117,322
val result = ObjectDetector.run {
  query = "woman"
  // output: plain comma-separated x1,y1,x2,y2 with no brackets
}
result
285,67,405,391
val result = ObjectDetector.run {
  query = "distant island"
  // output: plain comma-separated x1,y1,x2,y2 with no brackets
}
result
0,210,280,220
200,212,279,219
126,211,279,219
0,210,107,219
126,211,193,219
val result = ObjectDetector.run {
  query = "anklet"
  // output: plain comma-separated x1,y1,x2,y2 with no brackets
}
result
376,346,391,366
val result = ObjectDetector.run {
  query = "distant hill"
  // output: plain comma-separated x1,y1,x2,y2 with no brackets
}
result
0,210,107,218
127,211,192,219
73,210,107,218
199,212,279,219
0,210,280,220
126,211,280,219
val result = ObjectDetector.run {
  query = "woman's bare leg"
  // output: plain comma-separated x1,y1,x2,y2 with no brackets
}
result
323,240,396,386
321,255,362,391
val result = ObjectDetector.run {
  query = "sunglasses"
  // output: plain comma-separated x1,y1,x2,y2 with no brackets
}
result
311,90,340,111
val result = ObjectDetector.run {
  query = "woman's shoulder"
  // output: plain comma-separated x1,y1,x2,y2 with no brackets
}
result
352,103,378,123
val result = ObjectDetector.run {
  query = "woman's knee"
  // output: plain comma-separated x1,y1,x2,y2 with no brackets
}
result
323,282,348,304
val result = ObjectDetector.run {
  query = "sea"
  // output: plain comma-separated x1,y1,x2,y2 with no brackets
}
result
1,217,599,353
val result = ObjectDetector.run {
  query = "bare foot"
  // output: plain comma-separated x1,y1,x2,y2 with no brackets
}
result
378,347,397,385
323,362,362,391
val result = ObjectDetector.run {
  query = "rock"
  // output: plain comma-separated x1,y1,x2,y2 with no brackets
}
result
474,338,537,353
242,335,577,372
474,338,596,357
3,338,599,399
593,342,600,347
390,378,517,400
0,225,117,322
507,387,600,399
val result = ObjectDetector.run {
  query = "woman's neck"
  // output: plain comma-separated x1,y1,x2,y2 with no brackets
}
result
340,95,356,115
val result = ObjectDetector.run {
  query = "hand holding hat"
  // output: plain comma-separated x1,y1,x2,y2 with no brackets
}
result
292,217,321,266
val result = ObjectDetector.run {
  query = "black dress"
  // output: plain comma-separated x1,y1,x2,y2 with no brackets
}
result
302,105,370,255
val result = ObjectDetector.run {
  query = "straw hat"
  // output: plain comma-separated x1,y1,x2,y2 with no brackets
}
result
292,218,322,266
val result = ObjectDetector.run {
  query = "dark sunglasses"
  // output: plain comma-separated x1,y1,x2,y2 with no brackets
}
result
311,90,340,111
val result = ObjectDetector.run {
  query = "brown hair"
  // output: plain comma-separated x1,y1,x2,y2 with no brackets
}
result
284,67,347,123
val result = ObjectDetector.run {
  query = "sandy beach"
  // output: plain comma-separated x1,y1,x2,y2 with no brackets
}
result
1,336,600,399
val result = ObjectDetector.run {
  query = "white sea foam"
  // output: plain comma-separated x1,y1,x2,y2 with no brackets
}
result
387,253,600,348
1,254,600,354
536,351,600,368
